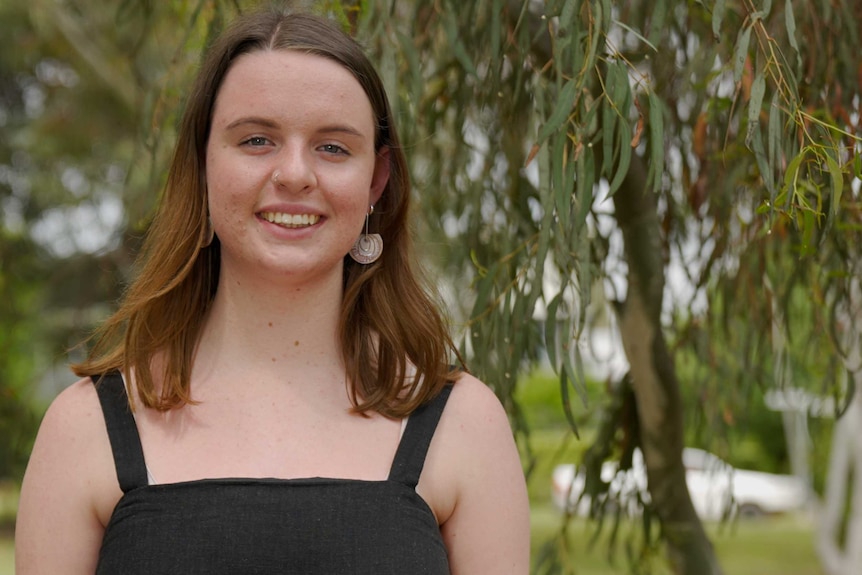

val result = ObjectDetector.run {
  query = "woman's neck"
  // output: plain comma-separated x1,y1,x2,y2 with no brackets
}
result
193,265,346,385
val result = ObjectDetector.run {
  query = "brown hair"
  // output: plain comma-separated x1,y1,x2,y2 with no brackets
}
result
73,8,462,417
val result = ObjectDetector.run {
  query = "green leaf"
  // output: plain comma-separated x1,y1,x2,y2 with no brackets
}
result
583,92,601,137
537,78,578,144
783,149,806,201
560,0,579,34
576,146,596,230
733,24,752,83
767,92,781,193
471,261,498,321
490,0,502,58
545,294,563,371
746,72,766,146
601,0,612,30
824,153,844,216
552,133,567,215
535,135,554,287
751,129,775,197
800,209,815,255
553,135,572,230
647,0,668,47
559,367,580,438
576,237,591,336
836,369,856,419
784,0,800,62
443,11,477,77
648,90,664,191
713,0,727,39
602,73,617,181
610,61,632,113
608,115,632,196
587,1,603,64
395,31,423,105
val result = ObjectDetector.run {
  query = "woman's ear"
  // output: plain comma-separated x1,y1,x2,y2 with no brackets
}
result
370,147,391,205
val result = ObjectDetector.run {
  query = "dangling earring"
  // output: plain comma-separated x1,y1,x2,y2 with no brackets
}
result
349,205,382,264
201,214,214,248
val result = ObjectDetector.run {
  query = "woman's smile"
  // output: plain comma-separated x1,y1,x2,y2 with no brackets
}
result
259,211,322,229
204,49,388,283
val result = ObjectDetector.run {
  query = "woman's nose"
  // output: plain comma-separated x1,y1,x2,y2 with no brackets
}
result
272,146,317,192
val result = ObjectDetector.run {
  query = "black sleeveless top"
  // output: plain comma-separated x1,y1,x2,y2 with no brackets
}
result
92,373,453,574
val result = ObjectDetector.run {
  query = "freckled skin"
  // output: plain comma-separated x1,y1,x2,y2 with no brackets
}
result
205,51,386,287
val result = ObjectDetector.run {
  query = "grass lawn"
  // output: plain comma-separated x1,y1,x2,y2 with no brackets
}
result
523,423,822,574
530,502,821,574
0,482,15,575
0,538,11,575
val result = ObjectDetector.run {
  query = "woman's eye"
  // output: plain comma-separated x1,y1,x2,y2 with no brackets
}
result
320,144,348,155
242,136,270,147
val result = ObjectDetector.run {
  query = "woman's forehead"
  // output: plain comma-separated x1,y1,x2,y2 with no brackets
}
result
212,50,376,133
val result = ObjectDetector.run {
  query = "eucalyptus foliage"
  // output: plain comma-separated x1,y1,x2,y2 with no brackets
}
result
350,1,860,573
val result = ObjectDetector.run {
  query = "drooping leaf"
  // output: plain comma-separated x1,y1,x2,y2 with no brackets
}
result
648,89,664,192
746,72,766,146
537,78,578,145
713,0,727,39
824,153,844,216
733,24,753,83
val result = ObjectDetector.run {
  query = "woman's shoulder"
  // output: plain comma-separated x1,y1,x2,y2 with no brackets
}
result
16,376,118,572
26,375,118,485
428,371,519,479
40,376,105,433
27,376,113,478
35,375,120,488
421,372,530,572
441,371,511,432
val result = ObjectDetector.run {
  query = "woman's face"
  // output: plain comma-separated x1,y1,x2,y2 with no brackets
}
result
205,49,389,286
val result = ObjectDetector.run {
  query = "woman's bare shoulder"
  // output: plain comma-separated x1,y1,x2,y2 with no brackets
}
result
428,371,531,574
15,376,117,573
426,370,521,486
25,376,113,483
442,371,512,432
39,376,106,437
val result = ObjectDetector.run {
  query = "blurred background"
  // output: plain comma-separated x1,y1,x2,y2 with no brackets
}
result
2,0,861,573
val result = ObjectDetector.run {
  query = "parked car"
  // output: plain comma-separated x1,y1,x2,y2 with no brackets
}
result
551,447,809,521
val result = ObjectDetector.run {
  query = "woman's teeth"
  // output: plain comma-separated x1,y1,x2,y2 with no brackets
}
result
260,212,320,228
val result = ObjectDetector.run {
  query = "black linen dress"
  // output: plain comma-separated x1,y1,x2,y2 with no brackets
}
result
92,373,453,574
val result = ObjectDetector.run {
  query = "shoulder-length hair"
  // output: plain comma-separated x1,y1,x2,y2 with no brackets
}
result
73,8,462,418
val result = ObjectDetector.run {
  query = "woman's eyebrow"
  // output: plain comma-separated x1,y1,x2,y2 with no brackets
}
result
224,116,279,131
223,117,367,140
317,124,366,139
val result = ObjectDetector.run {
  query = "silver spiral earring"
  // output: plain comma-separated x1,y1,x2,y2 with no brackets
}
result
349,205,382,264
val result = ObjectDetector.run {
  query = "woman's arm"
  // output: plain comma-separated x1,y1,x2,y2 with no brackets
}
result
427,374,531,574
15,378,118,574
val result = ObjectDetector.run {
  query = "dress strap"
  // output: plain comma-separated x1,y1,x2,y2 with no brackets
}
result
388,384,454,488
92,373,149,492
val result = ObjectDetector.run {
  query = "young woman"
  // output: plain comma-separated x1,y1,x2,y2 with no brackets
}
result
15,7,530,575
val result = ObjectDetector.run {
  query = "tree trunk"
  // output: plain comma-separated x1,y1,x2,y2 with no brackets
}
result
818,275,862,574
506,1,723,570
613,155,723,575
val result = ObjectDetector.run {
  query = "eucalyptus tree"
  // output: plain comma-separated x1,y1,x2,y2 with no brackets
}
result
352,1,861,574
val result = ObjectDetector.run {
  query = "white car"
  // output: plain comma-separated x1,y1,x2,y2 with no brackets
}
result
551,447,809,521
